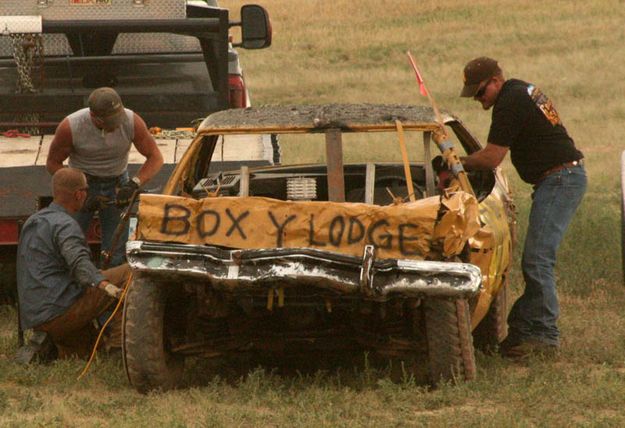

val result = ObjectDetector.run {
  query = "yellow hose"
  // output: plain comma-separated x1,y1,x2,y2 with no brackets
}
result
77,273,133,380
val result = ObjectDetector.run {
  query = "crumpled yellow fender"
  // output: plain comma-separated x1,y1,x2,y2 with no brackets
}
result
468,194,512,328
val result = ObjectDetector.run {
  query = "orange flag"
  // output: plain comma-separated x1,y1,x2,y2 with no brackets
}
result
407,51,428,97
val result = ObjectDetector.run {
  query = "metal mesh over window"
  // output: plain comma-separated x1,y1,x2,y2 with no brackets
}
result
0,1,197,57
0,34,201,57
1,0,186,20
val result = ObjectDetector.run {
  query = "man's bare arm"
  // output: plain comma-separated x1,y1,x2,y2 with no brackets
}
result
461,143,509,171
46,119,73,174
131,113,164,185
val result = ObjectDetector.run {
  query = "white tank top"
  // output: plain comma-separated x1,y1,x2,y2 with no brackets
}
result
67,107,135,177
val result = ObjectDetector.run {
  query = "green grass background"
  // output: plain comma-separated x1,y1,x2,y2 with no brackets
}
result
2,0,625,425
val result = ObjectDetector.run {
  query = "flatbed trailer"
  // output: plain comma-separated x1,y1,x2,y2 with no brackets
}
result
0,132,275,304
0,1,273,304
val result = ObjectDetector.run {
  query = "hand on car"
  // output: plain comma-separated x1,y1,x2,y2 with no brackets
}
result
432,155,453,191
431,155,449,173
116,180,139,208
432,126,447,144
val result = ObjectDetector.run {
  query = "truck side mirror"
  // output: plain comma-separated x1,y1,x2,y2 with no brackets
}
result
240,5,272,49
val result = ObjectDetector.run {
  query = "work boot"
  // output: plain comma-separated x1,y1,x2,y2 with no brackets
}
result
100,311,122,354
499,336,559,360
14,331,58,364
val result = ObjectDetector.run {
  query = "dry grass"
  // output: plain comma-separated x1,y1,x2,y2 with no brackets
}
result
1,0,625,425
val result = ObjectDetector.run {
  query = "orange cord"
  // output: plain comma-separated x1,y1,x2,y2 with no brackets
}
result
77,273,133,380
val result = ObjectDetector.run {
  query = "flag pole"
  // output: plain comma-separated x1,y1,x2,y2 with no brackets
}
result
407,52,445,129
406,51,474,196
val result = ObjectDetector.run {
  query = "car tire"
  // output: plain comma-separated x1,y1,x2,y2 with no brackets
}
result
424,297,476,384
123,274,184,394
472,278,509,353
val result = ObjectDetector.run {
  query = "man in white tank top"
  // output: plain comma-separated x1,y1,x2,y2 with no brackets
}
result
46,87,164,267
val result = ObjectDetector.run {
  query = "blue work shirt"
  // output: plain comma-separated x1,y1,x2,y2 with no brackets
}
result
16,202,105,330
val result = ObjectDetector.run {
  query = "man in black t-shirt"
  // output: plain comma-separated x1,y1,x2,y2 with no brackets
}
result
456,57,586,358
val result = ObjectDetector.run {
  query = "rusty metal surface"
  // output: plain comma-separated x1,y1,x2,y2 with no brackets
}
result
199,104,454,133
325,129,345,202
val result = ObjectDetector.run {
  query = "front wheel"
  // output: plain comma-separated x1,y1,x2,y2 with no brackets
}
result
472,278,509,353
424,298,476,384
123,274,184,393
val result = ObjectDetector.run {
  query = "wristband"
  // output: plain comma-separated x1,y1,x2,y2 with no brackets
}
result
437,140,454,152
451,163,465,175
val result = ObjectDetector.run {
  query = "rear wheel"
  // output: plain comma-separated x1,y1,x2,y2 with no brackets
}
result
472,279,509,353
123,274,184,393
424,298,476,384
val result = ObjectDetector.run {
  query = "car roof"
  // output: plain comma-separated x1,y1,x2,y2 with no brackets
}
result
197,103,456,134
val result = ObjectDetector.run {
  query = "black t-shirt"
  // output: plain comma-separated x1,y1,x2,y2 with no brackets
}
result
487,79,583,184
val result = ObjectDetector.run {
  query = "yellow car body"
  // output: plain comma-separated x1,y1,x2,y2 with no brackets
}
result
123,104,514,391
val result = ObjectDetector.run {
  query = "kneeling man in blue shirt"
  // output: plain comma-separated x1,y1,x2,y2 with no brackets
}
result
17,167,129,359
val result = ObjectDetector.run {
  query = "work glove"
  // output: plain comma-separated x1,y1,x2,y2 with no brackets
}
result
432,155,453,191
99,282,123,299
431,155,449,174
81,193,98,213
81,194,110,213
116,180,139,209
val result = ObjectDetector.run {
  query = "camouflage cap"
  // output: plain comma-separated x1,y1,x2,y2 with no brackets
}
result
88,87,126,129
460,57,501,97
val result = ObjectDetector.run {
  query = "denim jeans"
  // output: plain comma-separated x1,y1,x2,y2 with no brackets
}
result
507,164,587,346
74,171,129,267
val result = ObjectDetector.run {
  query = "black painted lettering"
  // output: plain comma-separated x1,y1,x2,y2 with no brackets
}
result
161,204,191,236
347,217,365,244
328,216,346,246
196,210,220,238
398,223,420,256
268,211,296,247
225,208,249,239
367,220,392,249
308,214,326,247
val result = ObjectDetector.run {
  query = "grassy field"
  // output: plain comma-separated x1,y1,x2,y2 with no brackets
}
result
2,0,625,425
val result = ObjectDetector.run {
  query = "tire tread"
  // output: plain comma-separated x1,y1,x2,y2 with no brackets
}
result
123,274,183,393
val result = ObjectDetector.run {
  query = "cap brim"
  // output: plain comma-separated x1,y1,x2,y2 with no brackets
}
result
101,110,126,129
460,82,481,98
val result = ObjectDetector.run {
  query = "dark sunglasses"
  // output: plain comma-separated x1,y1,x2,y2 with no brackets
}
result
474,79,492,98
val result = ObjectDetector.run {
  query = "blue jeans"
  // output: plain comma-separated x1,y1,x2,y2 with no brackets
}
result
507,164,587,346
74,171,129,268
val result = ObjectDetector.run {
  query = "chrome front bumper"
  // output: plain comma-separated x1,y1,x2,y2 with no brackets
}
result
126,241,482,299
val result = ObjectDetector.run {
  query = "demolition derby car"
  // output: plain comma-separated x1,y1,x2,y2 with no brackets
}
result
122,104,515,392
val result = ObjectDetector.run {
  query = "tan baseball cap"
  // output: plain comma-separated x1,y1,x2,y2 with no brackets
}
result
460,57,501,97
88,87,126,129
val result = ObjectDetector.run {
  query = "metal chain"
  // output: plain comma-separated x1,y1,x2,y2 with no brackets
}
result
9,33,44,135
10,33,43,93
